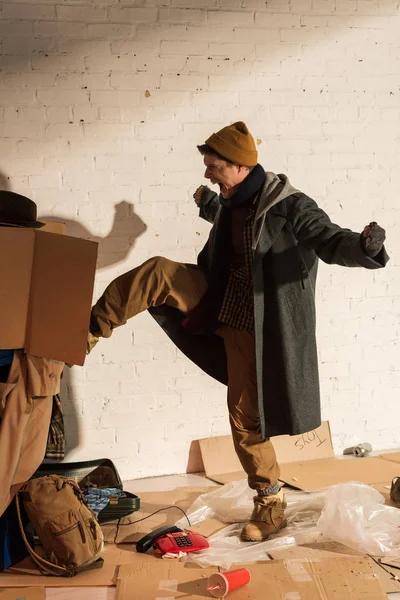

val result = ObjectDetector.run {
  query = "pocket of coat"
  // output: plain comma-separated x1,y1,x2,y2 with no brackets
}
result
284,288,307,335
26,355,64,397
300,261,308,289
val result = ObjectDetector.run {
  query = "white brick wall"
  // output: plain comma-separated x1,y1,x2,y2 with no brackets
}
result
1,0,399,480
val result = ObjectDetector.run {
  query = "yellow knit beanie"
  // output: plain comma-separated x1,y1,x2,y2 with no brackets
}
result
205,121,257,167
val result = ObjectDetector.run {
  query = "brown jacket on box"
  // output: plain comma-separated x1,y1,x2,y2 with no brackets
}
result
0,352,64,517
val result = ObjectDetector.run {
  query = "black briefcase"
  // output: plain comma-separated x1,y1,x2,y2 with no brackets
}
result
32,458,140,524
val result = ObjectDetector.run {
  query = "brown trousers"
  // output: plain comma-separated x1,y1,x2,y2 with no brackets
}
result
92,256,280,491
0,352,63,517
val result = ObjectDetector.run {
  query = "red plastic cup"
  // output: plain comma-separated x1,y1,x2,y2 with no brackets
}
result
207,568,251,597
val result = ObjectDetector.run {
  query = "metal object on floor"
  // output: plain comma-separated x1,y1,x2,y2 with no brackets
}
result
343,442,372,457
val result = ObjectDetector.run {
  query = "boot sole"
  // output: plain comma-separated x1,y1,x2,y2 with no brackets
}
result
240,519,288,543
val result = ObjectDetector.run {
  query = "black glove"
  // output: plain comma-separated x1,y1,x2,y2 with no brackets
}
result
361,222,386,257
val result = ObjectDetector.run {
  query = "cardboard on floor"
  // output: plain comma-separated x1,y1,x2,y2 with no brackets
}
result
115,556,387,600
270,541,400,595
198,421,334,485
0,588,45,600
1,420,399,598
199,421,400,494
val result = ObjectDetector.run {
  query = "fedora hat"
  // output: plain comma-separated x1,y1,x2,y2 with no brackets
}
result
0,190,45,228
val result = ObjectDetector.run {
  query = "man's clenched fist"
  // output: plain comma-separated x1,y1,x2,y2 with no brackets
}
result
193,185,205,206
361,221,386,257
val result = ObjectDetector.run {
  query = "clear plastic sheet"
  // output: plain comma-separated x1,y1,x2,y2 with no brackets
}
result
318,482,400,556
176,481,327,569
183,521,326,569
176,480,400,568
176,480,254,526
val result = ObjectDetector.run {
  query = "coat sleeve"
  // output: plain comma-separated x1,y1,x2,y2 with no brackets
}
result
199,187,220,224
287,194,389,268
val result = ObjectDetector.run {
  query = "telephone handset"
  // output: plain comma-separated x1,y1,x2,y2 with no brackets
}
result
136,525,182,553
136,525,209,554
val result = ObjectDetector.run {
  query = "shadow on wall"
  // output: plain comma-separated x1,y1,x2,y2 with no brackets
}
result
41,200,147,270
43,203,146,459
0,176,147,460
41,202,147,458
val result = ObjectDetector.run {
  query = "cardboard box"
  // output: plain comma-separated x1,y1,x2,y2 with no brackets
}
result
0,227,97,366
40,220,66,235
199,421,400,493
116,556,386,600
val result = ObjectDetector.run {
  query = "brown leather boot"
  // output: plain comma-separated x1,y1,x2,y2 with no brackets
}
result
241,488,287,542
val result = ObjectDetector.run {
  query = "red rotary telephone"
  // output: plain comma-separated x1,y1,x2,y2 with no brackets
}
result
136,525,209,555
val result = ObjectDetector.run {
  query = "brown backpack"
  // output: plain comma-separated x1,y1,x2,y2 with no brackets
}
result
16,474,104,577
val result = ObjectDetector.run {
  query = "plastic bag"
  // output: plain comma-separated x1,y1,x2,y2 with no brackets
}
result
184,521,326,569
177,480,400,568
176,480,254,527
176,480,328,569
176,480,326,529
318,482,400,556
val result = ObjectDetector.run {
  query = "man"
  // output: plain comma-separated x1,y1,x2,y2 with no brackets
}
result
88,122,388,541
0,191,65,517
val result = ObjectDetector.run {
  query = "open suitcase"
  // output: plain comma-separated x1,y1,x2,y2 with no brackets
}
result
32,458,140,524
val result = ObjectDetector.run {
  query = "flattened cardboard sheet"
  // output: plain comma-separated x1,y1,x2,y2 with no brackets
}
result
116,557,386,600
190,518,227,538
270,540,363,560
269,542,400,595
378,452,400,465
0,588,44,600
116,562,217,600
199,421,400,492
248,557,385,600
0,544,155,588
199,422,334,484
279,455,400,491
0,543,120,587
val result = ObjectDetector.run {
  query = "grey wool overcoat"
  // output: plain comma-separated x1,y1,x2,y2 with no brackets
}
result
149,172,389,439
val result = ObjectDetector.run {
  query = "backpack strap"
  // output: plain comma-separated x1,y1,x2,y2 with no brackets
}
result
15,493,74,577
16,481,104,578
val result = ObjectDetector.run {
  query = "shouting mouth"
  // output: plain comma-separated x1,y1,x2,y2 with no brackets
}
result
210,180,228,195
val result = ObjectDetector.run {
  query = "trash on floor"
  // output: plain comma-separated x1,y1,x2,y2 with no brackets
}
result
175,480,400,569
2,422,400,598
115,555,387,600
343,442,373,457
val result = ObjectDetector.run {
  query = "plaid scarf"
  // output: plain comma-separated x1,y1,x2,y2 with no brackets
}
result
45,394,65,461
